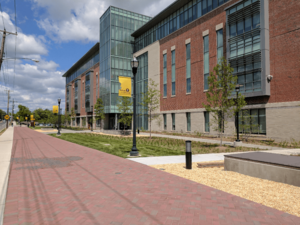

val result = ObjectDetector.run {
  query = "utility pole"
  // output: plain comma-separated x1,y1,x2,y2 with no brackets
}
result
11,99,17,125
0,29,6,71
6,90,10,128
0,29,17,71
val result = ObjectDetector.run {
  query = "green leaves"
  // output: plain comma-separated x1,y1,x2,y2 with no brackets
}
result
94,98,105,128
203,57,246,145
117,96,133,129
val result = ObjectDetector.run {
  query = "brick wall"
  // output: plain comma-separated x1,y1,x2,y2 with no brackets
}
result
159,0,239,112
159,0,300,112
66,62,99,117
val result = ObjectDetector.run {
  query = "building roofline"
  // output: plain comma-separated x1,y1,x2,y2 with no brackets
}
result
131,0,191,38
62,42,99,78
100,6,152,20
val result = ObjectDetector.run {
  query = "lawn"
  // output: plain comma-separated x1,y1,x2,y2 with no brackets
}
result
49,133,263,158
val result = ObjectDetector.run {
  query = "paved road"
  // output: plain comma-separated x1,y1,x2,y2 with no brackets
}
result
3,127,300,224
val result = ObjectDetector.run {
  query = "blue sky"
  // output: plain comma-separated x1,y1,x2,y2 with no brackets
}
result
0,0,174,114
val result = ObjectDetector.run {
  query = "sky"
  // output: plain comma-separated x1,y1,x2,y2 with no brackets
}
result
0,0,174,114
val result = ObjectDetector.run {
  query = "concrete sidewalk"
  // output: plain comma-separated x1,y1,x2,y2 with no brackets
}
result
0,125,14,225
128,149,300,165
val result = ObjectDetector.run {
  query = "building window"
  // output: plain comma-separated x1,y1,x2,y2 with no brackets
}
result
163,114,167,130
172,113,175,130
217,29,223,61
204,112,210,132
204,35,209,90
186,44,191,93
186,112,191,131
239,108,266,134
171,50,176,96
163,54,167,97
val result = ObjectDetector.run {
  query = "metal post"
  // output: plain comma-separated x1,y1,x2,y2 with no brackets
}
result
186,140,192,169
236,91,240,142
130,68,138,156
91,105,93,132
57,102,61,136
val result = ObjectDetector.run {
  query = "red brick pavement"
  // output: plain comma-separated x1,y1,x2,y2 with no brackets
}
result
3,127,300,225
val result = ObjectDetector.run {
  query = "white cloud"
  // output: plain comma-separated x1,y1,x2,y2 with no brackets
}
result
32,0,174,43
0,11,64,112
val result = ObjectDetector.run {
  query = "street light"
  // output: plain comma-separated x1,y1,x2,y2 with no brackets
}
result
235,84,243,142
91,105,93,132
3,58,39,63
130,57,139,156
57,98,61,136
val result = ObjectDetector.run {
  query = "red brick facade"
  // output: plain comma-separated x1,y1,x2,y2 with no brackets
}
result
159,0,300,111
66,63,99,116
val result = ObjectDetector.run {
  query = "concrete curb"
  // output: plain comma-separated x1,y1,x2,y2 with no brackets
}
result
0,124,14,225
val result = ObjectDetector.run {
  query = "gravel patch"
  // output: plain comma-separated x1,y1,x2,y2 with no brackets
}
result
151,161,300,217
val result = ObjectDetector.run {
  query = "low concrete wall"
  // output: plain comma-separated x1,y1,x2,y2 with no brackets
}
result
224,157,300,187
102,130,131,136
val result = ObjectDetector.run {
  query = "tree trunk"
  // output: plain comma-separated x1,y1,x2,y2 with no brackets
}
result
150,111,152,139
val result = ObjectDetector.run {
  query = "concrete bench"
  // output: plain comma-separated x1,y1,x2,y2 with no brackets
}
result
224,152,300,187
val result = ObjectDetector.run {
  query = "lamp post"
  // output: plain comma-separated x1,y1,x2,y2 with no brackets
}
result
57,98,61,136
130,57,139,156
91,105,93,132
235,85,242,142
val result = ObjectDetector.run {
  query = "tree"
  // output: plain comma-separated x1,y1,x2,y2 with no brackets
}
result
70,107,75,125
94,98,105,130
117,96,132,133
203,57,246,146
239,110,260,142
64,110,71,126
16,105,31,123
140,78,161,138
0,109,6,119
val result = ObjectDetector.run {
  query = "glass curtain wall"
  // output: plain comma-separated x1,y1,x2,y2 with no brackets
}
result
136,52,148,130
135,0,229,52
100,8,111,113
100,6,151,114
227,0,261,94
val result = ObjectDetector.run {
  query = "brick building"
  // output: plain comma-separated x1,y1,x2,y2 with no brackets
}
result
132,0,300,141
63,0,300,141
63,43,100,129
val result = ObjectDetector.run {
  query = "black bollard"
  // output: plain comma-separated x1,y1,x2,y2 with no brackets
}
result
186,140,192,169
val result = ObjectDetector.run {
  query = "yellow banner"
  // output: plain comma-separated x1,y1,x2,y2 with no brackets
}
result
30,115,34,120
53,105,58,114
17,117,19,120
118,76,131,97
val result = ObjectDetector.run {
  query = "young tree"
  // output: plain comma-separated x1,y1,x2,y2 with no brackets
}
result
70,107,75,126
239,110,260,142
117,96,132,133
64,110,71,126
94,98,105,130
203,57,246,146
140,78,161,138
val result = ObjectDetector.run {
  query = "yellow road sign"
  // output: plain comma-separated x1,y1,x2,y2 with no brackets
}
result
4,115,10,120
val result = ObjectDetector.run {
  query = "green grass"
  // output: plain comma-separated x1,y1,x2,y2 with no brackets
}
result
49,133,262,158
0,128,6,136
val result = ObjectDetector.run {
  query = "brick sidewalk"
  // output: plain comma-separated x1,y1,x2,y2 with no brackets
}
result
3,128,300,224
